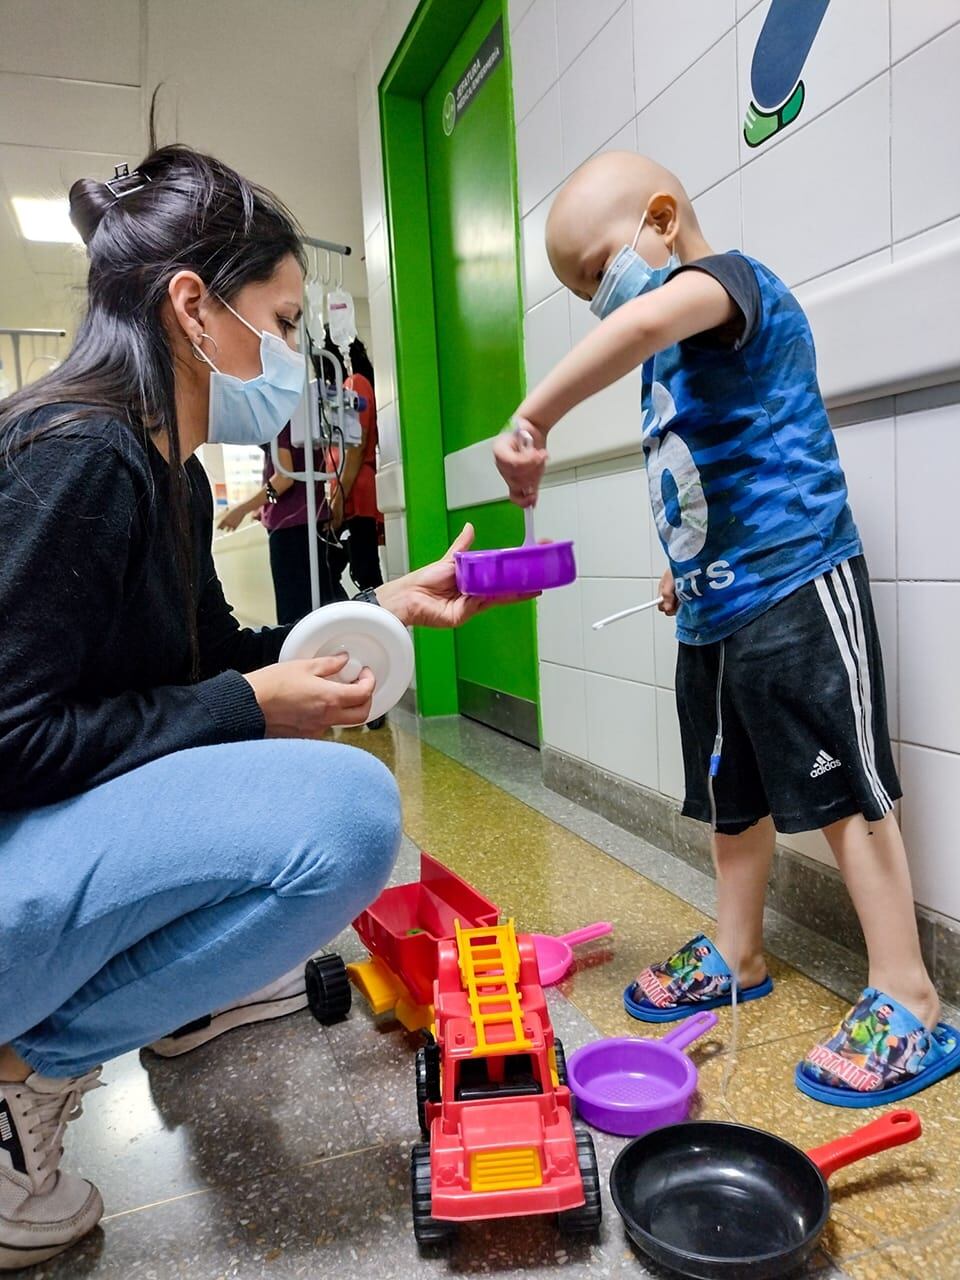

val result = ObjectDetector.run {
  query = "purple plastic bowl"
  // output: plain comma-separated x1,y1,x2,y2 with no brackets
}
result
566,1011,718,1137
454,541,576,598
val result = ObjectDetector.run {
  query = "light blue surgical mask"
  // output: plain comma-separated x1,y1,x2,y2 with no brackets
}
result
194,296,305,447
589,215,680,320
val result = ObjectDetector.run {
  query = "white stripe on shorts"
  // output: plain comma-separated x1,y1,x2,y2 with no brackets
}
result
836,560,892,811
813,566,892,813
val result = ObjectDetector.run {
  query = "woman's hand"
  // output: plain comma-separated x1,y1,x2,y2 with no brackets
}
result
493,417,548,508
218,501,254,532
244,654,375,736
376,524,534,628
658,567,679,616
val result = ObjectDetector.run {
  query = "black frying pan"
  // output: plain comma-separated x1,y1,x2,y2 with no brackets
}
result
609,1110,922,1279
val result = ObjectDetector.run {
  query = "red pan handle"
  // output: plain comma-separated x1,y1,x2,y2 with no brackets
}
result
807,1109,922,1180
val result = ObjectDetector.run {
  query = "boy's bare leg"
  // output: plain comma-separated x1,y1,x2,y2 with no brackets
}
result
0,1043,32,1082
824,812,940,1028
712,816,776,989
635,816,775,990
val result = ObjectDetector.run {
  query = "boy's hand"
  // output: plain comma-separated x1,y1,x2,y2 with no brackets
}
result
493,418,548,508
658,567,679,616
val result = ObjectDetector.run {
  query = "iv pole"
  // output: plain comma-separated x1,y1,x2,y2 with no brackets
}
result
0,327,67,390
269,239,352,611
302,236,351,257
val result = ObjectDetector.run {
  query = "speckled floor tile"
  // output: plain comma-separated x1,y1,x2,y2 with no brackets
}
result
355,724,849,1048
58,832,424,1222
853,1214,960,1280
687,1026,960,1276
321,1006,423,1147
386,714,960,1028
65,1011,369,1217
41,713,960,1278
41,1098,840,1279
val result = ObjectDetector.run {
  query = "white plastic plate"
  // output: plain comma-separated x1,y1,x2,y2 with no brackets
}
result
278,601,415,723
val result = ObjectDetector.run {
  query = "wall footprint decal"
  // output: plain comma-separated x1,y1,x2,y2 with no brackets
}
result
744,0,831,148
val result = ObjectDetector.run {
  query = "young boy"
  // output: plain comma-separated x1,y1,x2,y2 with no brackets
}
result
494,151,959,1105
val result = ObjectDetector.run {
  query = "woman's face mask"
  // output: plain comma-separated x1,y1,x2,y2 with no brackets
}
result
589,214,681,320
193,297,305,447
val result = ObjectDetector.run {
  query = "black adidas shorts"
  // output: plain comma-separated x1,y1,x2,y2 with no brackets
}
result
677,556,901,836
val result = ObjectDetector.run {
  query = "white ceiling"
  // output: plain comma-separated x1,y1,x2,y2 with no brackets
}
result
0,0,385,368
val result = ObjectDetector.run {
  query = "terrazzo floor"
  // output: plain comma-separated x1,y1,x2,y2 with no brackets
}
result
30,714,960,1279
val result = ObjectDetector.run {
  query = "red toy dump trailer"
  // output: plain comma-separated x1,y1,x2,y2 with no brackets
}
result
305,853,499,1031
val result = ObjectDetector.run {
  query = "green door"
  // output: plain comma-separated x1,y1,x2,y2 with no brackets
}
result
421,0,539,744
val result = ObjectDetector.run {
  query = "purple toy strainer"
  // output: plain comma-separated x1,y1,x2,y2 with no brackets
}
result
455,427,577,597
454,540,576,597
566,1010,719,1137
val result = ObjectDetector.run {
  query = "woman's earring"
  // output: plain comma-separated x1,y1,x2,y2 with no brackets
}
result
191,331,219,360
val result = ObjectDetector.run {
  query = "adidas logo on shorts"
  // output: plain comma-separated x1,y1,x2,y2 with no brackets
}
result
810,750,842,778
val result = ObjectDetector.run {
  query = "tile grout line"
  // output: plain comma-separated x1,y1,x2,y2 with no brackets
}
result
738,67,890,177
793,247,893,294
887,0,895,256
99,1142,390,1222
513,0,628,130
633,16,739,130
893,212,960,256
388,715,958,1025
889,13,960,70
387,718,859,997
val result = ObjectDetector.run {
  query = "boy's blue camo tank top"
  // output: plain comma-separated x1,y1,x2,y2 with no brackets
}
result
641,252,861,645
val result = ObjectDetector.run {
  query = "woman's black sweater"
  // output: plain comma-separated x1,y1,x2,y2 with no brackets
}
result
0,407,289,811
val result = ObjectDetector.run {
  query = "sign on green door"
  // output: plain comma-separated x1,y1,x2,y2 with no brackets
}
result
441,18,504,135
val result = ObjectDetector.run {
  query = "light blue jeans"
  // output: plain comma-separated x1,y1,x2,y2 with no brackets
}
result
0,740,401,1076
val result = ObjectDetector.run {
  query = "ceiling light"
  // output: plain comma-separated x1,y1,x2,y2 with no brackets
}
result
12,197,82,245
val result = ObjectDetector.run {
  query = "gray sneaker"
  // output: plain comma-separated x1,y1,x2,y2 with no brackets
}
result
0,1068,103,1270
147,963,310,1058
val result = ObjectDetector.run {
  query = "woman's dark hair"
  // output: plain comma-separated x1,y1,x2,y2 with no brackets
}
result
0,98,305,672
322,326,375,389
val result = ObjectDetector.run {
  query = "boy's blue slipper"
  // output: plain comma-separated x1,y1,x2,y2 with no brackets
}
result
796,986,960,1108
623,933,774,1023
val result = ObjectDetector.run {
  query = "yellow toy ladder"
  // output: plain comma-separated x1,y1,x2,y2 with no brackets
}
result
455,919,531,1055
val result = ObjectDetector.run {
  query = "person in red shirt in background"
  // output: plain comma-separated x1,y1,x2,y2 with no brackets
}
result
322,330,383,593
217,421,346,620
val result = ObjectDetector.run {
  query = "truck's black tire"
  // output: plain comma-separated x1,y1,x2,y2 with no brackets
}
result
304,954,352,1025
415,1041,441,1138
557,1127,602,1236
411,1143,456,1247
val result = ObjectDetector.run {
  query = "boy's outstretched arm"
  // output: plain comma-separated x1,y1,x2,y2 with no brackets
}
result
496,270,737,505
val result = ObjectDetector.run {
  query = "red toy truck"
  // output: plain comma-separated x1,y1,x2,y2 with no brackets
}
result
410,919,601,1245
304,853,500,1031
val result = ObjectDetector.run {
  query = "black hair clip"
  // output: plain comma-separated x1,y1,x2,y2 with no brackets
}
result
105,163,151,200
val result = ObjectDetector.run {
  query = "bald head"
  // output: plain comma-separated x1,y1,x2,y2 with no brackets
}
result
546,152,703,301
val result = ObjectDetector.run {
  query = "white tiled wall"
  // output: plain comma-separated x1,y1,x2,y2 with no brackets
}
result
502,1,960,923
507,0,960,302
535,465,675,791
891,22,960,242
635,0,736,113
636,32,740,201
353,0,415,582
740,77,892,287
353,2,960,921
